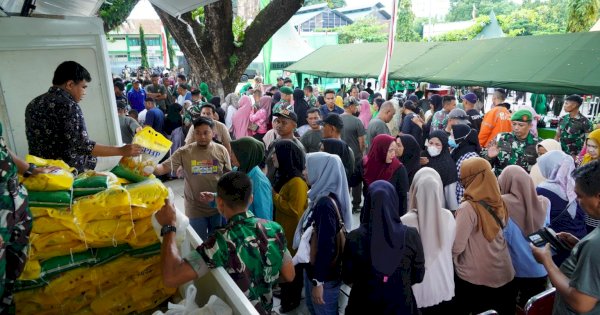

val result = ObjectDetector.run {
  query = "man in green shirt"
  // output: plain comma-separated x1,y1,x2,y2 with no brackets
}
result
156,171,295,315
532,160,600,315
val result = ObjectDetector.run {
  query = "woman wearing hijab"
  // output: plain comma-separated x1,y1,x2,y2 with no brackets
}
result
231,95,253,139
530,139,561,186
358,92,372,129
424,94,443,141
249,95,271,142
293,89,309,127
230,137,273,220
302,152,351,315
199,82,213,101
401,168,455,314
537,150,587,239
363,134,409,216
335,95,344,109
580,128,600,166
452,157,515,315
400,100,423,146
498,166,549,307
343,180,425,315
209,96,226,125
224,93,240,131
450,124,480,203
164,102,183,136
422,131,460,211
271,140,308,313
397,134,421,185
321,138,355,184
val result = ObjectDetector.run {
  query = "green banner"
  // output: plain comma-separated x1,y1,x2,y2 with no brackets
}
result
260,0,272,84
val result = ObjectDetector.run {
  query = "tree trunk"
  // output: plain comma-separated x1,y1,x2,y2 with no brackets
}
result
154,0,303,99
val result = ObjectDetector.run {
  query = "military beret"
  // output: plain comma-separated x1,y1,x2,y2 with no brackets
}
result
511,109,532,122
280,86,294,95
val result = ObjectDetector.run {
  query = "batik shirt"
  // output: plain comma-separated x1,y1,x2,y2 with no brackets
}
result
193,212,287,315
430,110,449,131
0,122,32,312
486,132,540,176
558,113,593,156
25,87,96,172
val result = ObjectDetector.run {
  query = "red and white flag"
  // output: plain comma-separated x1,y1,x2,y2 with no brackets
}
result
378,0,399,97
161,26,170,68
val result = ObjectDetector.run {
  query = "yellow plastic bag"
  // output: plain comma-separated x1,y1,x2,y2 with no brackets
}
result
20,155,74,191
31,230,81,250
30,207,56,218
31,216,69,234
18,259,41,281
126,178,168,209
130,275,177,313
72,186,131,223
125,206,160,221
83,218,134,247
29,233,87,261
120,126,172,177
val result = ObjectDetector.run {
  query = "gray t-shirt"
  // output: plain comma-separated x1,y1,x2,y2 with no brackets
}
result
145,84,167,109
553,226,600,315
366,117,390,149
300,129,324,153
119,115,140,144
340,114,366,160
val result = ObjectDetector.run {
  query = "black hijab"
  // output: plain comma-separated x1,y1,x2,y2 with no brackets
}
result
317,95,326,106
293,88,309,126
424,130,458,186
360,180,407,276
209,97,226,124
450,124,481,162
273,140,305,192
398,134,421,185
321,138,354,179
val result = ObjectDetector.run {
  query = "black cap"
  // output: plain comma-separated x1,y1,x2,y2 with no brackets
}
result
273,108,298,123
116,101,127,110
318,113,344,130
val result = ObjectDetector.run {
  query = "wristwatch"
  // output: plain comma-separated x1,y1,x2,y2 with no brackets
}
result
23,163,36,178
160,225,177,236
311,279,323,287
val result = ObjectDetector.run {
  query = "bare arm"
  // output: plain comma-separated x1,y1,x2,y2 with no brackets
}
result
358,136,366,155
279,251,295,282
161,231,200,288
8,149,29,174
91,143,141,157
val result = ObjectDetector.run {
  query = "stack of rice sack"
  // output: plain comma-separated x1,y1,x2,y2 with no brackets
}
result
14,155,175,315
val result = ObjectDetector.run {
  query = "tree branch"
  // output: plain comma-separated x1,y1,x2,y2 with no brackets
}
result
236,0,304,68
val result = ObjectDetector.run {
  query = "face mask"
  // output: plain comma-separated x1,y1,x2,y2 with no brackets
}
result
448,137,457,149
427,146,441,157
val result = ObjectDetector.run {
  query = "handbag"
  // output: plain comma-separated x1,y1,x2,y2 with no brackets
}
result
248,123,259,132
309,196,347,267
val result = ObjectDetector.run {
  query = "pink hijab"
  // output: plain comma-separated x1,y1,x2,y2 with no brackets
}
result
232,95,253,139
359,100,372,129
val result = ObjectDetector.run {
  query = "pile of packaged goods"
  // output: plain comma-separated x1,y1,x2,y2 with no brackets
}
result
14,154,175,315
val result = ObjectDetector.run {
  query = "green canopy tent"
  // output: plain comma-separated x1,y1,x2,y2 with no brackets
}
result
285,31,600,95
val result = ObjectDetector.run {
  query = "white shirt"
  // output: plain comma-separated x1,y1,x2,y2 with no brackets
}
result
137,109,147,126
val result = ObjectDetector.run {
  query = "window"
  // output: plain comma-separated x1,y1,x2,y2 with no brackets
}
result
145,37,161,46
128,37,140,46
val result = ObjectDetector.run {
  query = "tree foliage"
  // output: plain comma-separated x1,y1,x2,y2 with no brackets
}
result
165,28,176,69
304,0,346,9
433,16,490,41
139,26,149,69
446,0,517,22
567,0,600,32
328,17,387,44
98,0,140,33
396,0,420,41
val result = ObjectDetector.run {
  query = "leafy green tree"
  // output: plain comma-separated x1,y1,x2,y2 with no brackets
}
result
98,0,140,33
304,0,346,8
433,16,491,41
329,17,387,44
567,0,600,32
139,26,149,69
446,0,517,22
396,0,420,41
165,28,176,69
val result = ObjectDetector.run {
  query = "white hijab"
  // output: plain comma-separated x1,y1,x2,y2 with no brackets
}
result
537,150,577,218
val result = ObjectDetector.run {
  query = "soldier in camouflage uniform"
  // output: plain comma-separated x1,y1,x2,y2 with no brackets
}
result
273,86,294,115
556,95,594,157
484,109,540,176
155,172,294,315
304,85,318,108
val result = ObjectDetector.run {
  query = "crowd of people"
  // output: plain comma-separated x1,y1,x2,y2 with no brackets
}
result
2,60,600,315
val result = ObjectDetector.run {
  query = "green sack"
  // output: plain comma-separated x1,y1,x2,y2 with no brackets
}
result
111,164,147,183
28,191,72,207
73,176,110,197
127,242,160,258
93,244,131,266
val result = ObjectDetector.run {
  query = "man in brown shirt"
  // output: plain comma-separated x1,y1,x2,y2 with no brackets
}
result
155,117,231,239
184,103,232,155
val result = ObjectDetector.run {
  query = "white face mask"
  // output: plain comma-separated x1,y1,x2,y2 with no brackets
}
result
427,146,441,157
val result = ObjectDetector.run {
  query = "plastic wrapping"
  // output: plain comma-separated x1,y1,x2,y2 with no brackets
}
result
117,126,172,182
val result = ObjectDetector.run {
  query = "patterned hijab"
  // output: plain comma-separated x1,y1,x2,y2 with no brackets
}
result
225,93,240,110
499,165,549,235
460,157,508,242
582,129,600,165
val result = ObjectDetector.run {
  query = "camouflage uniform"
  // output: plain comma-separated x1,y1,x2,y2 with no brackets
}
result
486,132,540,176
0,123,32,314
183,103,203,128
187,212,287,315
306,95,318,108
557,113,593,156
272,100,291,115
